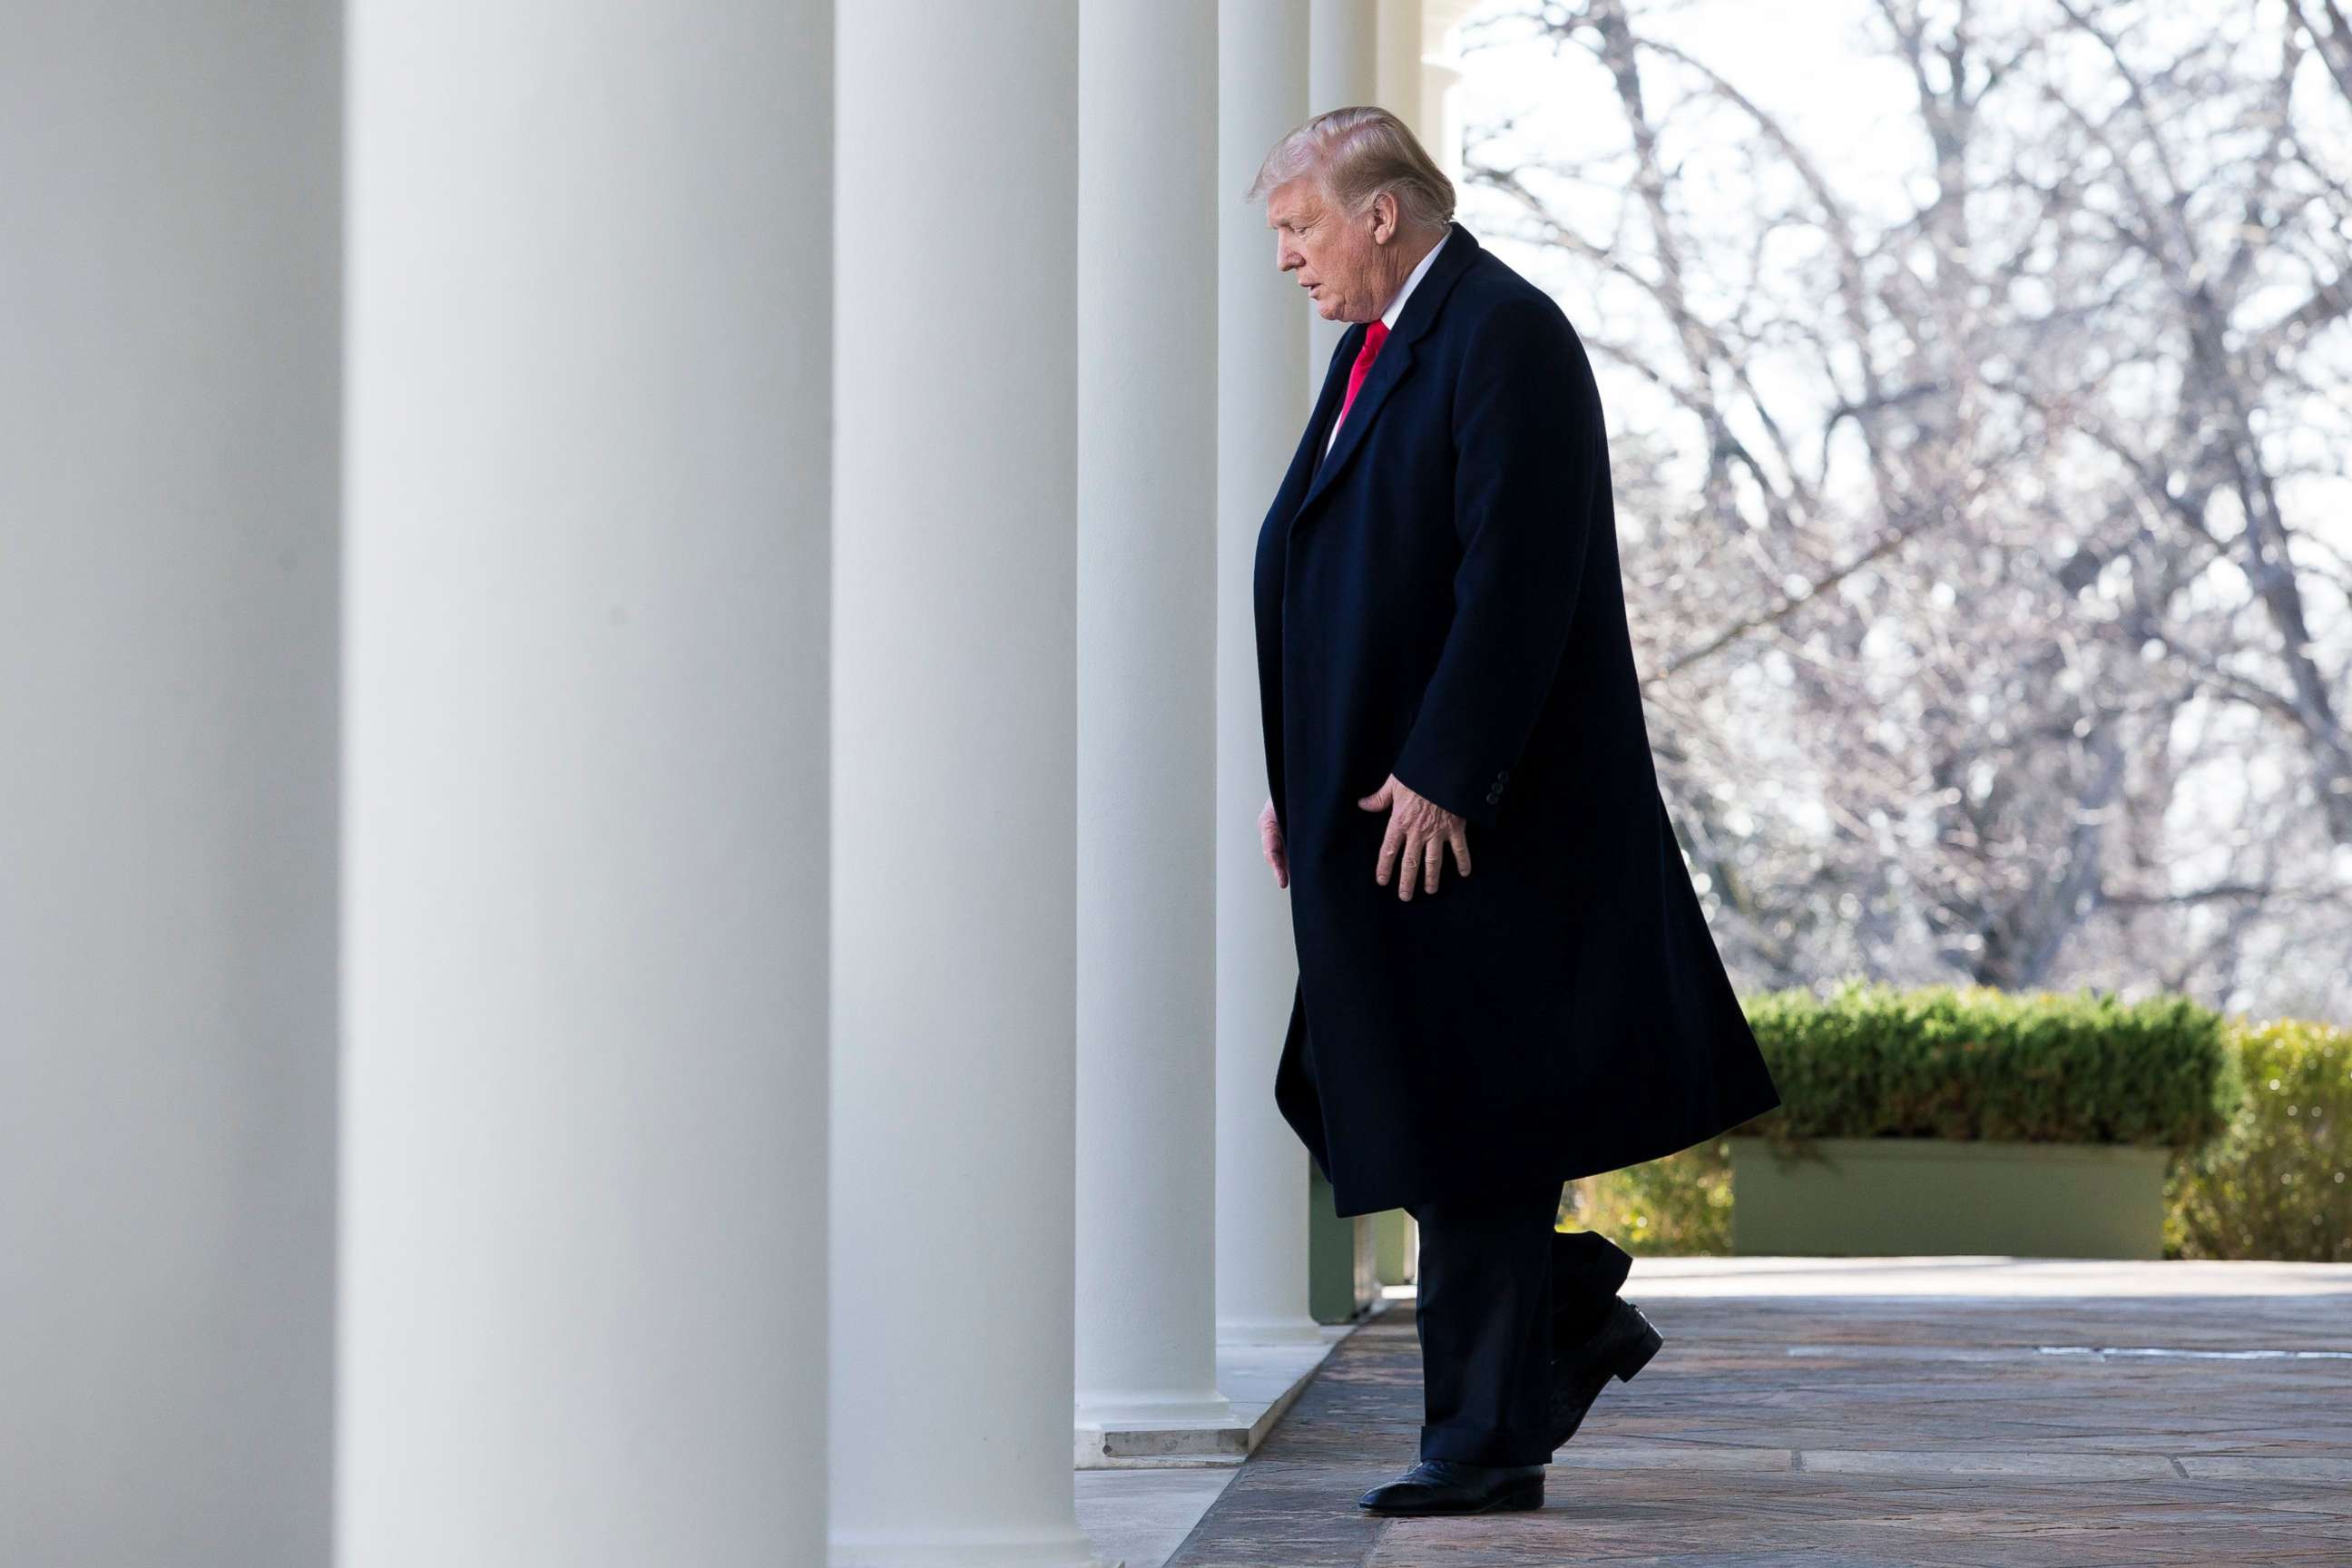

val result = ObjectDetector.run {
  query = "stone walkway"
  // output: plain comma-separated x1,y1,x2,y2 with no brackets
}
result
1155,1258,2352,1566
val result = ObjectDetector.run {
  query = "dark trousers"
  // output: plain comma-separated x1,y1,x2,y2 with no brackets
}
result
1404,1183,1633,1466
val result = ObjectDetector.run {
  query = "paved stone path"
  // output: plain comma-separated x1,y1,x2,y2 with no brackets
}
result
1160,1269,2352,1566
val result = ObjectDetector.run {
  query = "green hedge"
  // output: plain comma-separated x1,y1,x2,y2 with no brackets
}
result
1735,980,2239,1147
2167,1017,2352,1262
1562,984,2352,1262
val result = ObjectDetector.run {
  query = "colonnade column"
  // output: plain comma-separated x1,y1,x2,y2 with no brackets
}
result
1423,0,1475,179
1377,0,1429,140
829,5,1102,1566
1073,0,1235,1447
1215,0,1327,1347
1,7,338,1562
338,4,832,1564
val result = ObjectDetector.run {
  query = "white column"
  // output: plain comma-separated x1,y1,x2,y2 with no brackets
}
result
1308,0,1385,386
1422,0,1474,179
1217,0,1326,1347
830,6,1100,1567
338,5,832,1565
1377,0,1427,138
1312,0,1379,114
1073,0,1232,1442
1,8,337,1563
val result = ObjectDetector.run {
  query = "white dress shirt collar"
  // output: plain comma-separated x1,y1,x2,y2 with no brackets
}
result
1378,227,1450,330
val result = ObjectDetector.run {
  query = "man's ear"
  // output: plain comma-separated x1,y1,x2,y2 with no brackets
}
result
1369,191,1398,245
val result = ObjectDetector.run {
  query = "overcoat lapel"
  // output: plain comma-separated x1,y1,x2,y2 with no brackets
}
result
1289,222,1485,535
1265,324,1363,534
1296,335,1414,521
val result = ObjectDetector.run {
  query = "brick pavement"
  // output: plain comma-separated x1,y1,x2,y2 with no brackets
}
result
1161,1279,2352,1566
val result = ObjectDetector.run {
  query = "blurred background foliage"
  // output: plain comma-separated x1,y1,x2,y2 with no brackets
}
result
1458,0,2352,1024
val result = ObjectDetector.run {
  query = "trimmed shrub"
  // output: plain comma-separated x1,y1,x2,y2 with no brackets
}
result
1737,980,2239,1147
2167,1018,2352,1262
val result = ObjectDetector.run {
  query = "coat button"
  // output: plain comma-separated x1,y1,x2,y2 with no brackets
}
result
1485,789,1501,804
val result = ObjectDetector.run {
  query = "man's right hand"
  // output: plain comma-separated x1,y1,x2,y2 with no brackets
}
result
1259,797,1289,888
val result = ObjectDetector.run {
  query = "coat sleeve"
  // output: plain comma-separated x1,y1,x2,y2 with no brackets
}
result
1388,294,1603,829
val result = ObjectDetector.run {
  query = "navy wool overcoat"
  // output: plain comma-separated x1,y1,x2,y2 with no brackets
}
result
1252,222,1782,1219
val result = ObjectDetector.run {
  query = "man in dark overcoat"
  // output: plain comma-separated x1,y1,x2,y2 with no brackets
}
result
1245,106,1784,1514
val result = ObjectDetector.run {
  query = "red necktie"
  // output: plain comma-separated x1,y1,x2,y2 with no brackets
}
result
1330,319,1389,441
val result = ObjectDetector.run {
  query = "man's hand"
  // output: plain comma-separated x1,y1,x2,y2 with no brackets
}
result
1259,797,1289,888
1357,774,1472,900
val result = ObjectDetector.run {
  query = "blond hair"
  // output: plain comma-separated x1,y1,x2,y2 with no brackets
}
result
1244,104,1455,231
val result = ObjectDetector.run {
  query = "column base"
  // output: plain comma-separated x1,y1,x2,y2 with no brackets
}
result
1213,1315,1329,1346
1075,1377,1243,1466
1073,1388,1238,1466
1075,1304,1381,1467
830,1526,1115,1568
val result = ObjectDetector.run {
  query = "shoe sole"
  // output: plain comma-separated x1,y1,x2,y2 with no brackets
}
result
1360,1478,1545,1515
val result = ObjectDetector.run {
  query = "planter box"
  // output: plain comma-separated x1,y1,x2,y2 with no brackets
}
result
1308,1165,1378,1322
1374,1208,1416,1287
1727,1136,2172,1259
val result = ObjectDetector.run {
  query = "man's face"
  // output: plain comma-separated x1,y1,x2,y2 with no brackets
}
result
1267,176,1393,324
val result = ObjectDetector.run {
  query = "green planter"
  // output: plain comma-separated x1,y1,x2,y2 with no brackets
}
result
1728,1135,2173,1259
1308,1165,1378,1322
1374,1208,1415,1286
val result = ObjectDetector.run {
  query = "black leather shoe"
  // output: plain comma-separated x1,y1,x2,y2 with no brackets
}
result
1547,1297,1662,1450
1357,1457,1545,1514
